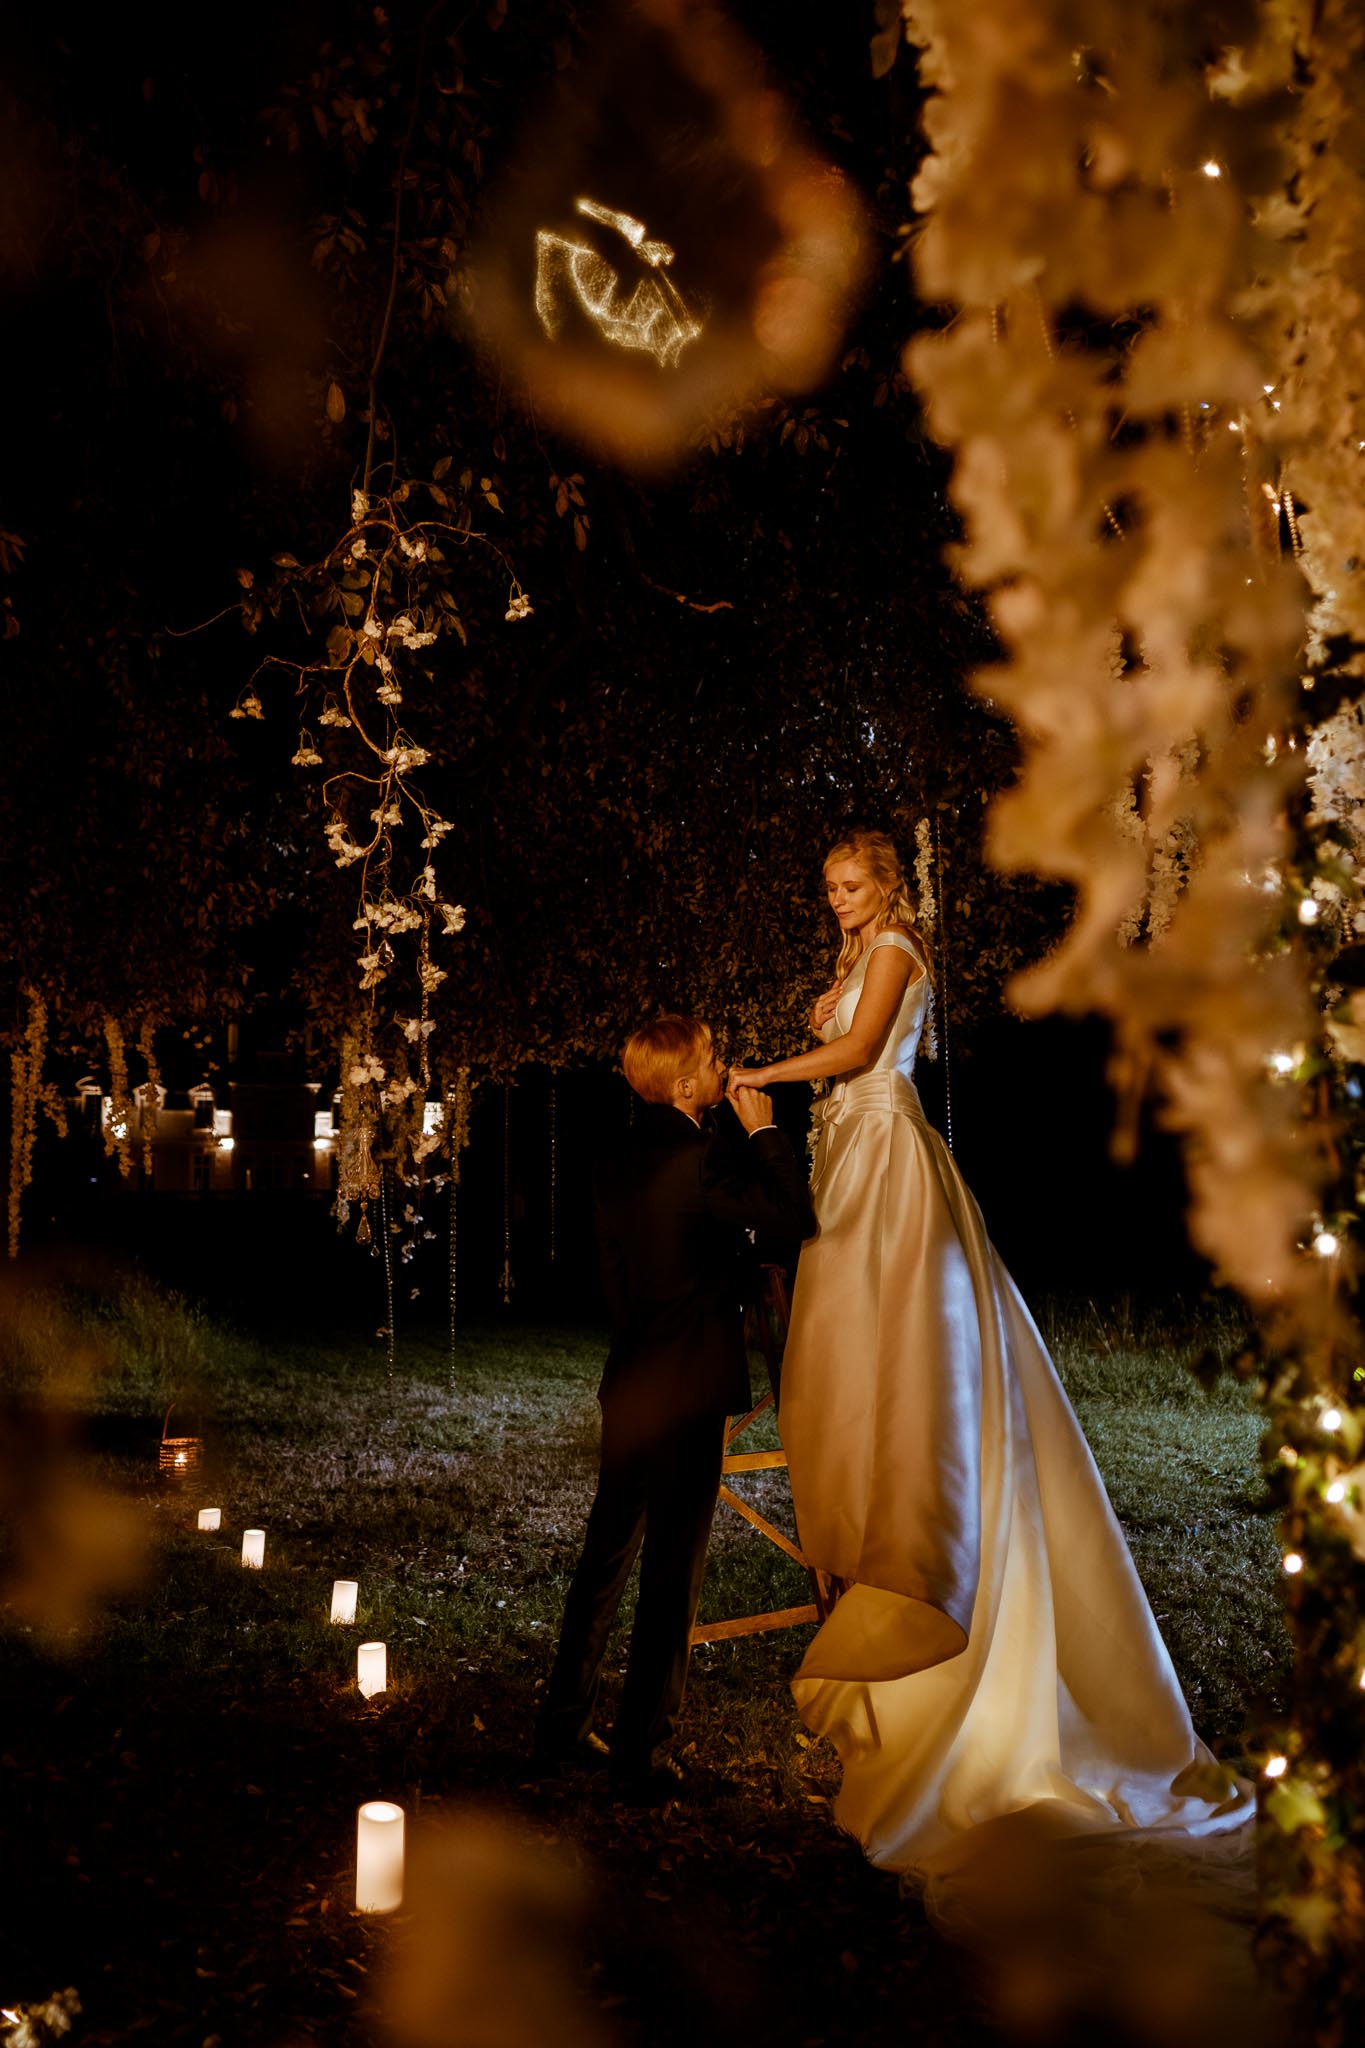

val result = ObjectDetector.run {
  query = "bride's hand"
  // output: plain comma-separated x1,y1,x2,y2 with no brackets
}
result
728,1065,771,1090
809,983,844,1032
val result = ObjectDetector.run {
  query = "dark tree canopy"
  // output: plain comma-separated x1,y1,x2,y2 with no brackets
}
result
0,1,1067,1099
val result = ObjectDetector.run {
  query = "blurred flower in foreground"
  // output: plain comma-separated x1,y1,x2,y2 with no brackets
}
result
0,1265,147,1647
921,1805,1287,2048
466,0,868,469
382,1812,611,2048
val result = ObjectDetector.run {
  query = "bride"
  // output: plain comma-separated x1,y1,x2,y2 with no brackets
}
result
729,828,1251,1875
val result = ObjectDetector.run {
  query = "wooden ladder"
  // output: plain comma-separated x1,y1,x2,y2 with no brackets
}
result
690,1265,843,1645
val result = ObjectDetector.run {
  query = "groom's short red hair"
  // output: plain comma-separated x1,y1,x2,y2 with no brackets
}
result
622,1014,712,1105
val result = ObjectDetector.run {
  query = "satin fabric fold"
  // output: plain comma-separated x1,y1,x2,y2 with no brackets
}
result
779,945,1252,1874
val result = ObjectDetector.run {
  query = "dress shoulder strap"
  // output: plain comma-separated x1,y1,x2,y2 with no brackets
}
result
866,930,920,961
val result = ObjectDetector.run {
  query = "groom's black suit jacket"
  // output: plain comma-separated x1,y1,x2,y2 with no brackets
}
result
594,1102,815,1438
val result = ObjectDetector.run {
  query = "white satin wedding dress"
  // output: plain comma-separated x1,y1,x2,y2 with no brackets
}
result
779,930,1252,1874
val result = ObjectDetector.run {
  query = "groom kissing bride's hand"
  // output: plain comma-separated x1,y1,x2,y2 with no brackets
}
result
534,1012,814,1805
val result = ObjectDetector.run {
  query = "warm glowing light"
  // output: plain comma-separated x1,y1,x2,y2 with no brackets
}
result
358,1640,388,1699
331,1579,359,1625
1279,1445,1300,1467
1270,1051,1295,1076
197,1507,221,1531
534,195,704,368
1201,160,1222,178
219,1135,236,1152
174,1450,187,1468
242,1528,265,1569
356,1799,404,1912
1263,383,1276,394
1323,1407,1343,1431
1326,1480,1348,1504
1313,1230,1339,1258
313,1136,333,1151
1264,1754,1289,1779
1283,1551,1305,1575
1299,897,1320,924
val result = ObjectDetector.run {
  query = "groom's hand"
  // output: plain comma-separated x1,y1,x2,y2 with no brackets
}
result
727,1081,774,1134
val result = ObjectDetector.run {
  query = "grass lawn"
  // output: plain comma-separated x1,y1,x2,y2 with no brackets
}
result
0,1275,1288,2047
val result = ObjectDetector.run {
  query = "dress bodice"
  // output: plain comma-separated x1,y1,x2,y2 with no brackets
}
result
820,931,928,1080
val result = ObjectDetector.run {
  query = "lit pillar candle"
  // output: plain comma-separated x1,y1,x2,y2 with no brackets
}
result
241,1528,266,1569
330,1579,359,1625
355,1800,404,1913
197,1508,222,1532
358,1641,387,1699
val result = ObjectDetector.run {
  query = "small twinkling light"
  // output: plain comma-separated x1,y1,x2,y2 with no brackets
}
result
1313,1230,1339,1258
1279,1445,1300,1467
1202,160,1222,178
1284,1551,1305,1575
1300,897,1321,925
1323,1407,1343,1431
1326,1480,1348,1504
1270,1051,1295,1076
1265,1754,1289,1779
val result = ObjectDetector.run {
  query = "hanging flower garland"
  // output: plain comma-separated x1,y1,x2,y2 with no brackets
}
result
895,0,1362,2013
245,474,530,1232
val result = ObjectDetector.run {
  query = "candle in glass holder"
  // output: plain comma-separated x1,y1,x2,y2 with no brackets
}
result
330,1579,359,1624
357,1641,387,1699
355,1800,404,1913
197,1508,222,1532
241,1528,265,1569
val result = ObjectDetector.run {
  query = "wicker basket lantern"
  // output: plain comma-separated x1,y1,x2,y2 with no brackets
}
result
159,1404,203,1479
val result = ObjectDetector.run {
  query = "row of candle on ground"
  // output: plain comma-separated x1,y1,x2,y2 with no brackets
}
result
195,1510,387,1698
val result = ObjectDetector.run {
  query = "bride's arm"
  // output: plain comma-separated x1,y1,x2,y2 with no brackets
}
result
733,945,918,1088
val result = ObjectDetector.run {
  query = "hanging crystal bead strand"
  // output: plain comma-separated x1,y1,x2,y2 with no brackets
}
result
379,1165,396,1388
935,811,954,1156
456,1171,466,1392
548,1079,557,1265
500,1084,514,1306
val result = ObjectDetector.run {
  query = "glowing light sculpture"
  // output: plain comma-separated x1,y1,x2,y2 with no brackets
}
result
534,195,704,369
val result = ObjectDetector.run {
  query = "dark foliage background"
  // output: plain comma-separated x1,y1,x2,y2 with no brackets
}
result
0,1,1069,1077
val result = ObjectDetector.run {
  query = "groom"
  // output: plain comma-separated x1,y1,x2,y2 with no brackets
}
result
534,1013,815,1801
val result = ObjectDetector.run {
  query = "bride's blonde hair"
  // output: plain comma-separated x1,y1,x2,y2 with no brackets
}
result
825,828,929,982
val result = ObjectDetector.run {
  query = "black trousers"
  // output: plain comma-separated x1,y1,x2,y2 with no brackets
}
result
538,1406,725,1775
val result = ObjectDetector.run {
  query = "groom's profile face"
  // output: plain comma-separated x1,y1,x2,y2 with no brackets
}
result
687,1040,727,1111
